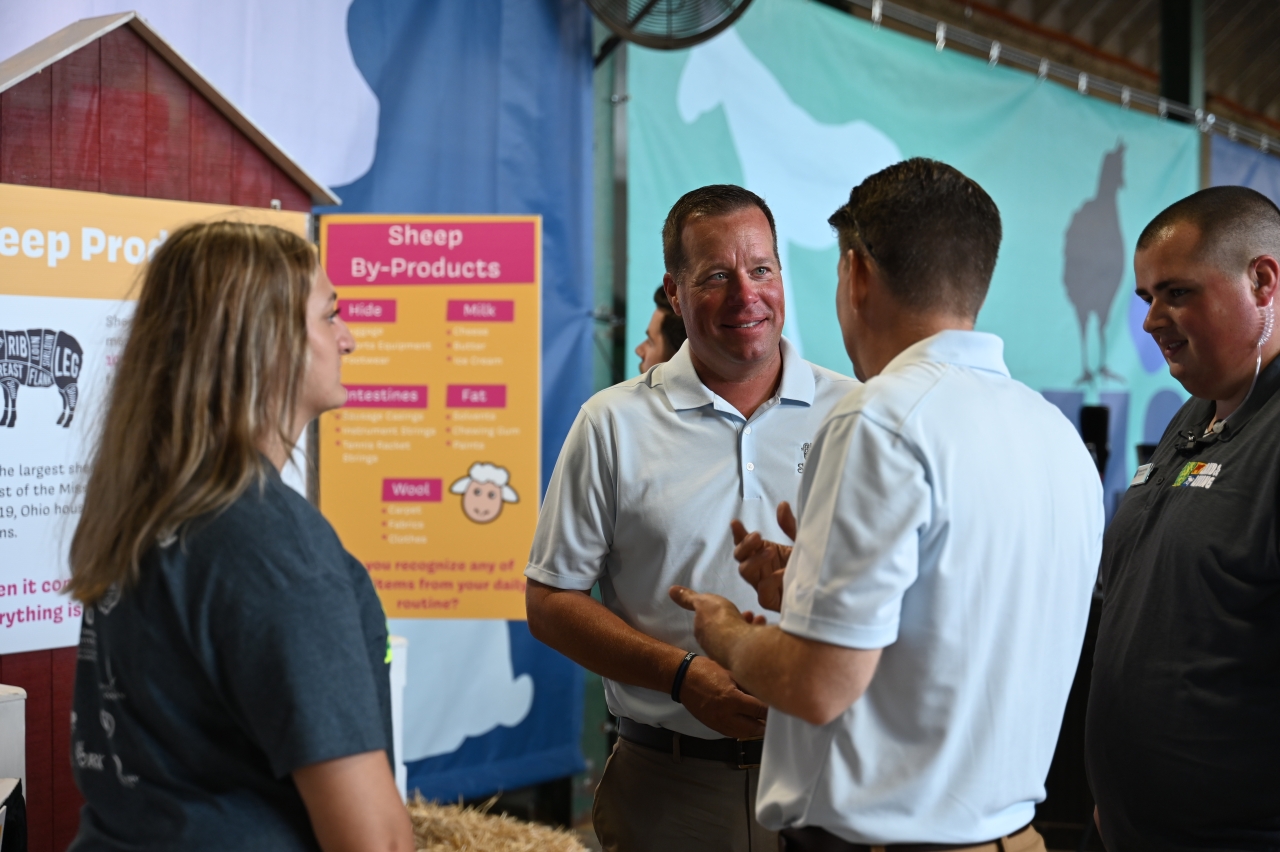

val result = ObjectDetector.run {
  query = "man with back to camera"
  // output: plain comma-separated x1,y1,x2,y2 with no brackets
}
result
635,285,688,373
670,159,1105,852
1085,187,1280,851
525,184,857,851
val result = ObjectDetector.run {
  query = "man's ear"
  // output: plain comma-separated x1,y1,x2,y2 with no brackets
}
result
663,273,682,317
844,249,874,311
1253,255,1280,306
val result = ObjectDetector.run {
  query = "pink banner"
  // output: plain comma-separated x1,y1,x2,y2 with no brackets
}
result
382,478,442,502
340,299,397,323
327,220,536,286
446,384,506,408
345,385,428,408
447,299,514,322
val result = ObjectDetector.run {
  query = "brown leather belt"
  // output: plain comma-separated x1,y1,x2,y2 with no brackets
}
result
781,822,1034,852
616,717,763,768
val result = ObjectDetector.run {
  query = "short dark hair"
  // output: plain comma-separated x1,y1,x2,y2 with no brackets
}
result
653,285,687,354
1136,186,1280,273
662,185,779,280
828,158,1001,317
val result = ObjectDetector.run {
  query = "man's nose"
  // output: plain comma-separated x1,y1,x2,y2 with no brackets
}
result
1141,300,1163,334
724,269,760,304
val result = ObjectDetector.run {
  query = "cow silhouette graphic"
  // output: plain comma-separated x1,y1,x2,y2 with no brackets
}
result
0,329,83,428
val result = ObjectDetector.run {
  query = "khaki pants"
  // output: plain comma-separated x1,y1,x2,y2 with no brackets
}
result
592,738,779,852
871,825,1045,852
946,825,1046,852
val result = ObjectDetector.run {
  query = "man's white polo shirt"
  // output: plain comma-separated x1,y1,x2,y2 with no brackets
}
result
526,337,856,739
757,330,1103,844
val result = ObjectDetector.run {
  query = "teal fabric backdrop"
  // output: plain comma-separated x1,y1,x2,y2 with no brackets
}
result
627,0,1198,506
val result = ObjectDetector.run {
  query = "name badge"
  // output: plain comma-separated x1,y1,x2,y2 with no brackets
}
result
1130,463,1154,487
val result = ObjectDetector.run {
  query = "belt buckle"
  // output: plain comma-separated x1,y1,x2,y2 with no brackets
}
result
735,736,763,769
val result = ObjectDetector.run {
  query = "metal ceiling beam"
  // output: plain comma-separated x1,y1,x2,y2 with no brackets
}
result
1094,0,1156,53
1205,2,1280,101
1037,0,1075,27
1229,22,1280,111
1063,0,1114,41
1201,0,1234,44
1238,58,1280,117
826,0,1279,150
1204,0,1263,54
1029,0,1061,24
1119,2,1160,61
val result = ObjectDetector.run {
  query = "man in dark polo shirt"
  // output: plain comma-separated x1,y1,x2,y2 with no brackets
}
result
1085,186,1280,851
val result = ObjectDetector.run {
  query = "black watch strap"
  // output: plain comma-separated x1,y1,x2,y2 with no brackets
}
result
671,651,698,703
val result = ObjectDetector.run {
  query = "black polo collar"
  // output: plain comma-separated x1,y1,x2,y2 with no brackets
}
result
1174,353,1280,452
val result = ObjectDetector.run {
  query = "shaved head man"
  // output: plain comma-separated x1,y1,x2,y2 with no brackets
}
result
1086,186,1280,851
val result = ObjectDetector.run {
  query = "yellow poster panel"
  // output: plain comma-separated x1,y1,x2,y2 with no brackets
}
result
0,183,306,655
318,215,541,620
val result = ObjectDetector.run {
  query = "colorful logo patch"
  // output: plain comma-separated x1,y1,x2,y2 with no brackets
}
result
1173,461,1222,489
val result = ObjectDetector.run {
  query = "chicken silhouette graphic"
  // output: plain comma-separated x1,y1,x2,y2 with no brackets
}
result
677,29,901,355
1064,142,1126,384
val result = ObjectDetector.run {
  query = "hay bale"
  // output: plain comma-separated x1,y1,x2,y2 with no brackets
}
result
407,795,588,852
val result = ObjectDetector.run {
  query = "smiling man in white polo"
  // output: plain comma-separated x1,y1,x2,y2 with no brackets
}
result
525,185,856,851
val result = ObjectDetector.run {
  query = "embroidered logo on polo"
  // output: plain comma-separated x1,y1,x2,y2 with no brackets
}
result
797,441,812,475
1173,461,1222,489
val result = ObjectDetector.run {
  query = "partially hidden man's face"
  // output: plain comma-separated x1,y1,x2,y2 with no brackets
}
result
462,483,504,523
1136,220,1268,401
635,308,673,373
669,207,784,374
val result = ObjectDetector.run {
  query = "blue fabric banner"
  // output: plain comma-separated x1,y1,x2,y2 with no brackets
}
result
322,0,592,800
1211,134,1280,207
628,0,1200,516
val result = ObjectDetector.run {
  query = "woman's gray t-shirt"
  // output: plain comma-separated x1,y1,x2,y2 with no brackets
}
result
69,467,392,851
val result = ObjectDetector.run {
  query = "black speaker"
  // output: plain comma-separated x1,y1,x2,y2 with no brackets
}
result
1080,406,1110,478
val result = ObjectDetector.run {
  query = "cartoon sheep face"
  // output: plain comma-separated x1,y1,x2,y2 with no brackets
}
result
449,462,519,524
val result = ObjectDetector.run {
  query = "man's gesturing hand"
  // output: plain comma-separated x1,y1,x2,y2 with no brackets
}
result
730,501,796,613
668,585,767,739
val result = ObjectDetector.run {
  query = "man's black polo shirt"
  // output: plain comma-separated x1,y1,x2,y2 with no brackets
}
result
1085,356,1280,851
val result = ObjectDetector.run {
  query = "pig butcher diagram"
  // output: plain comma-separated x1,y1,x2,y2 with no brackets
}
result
0,328,83,428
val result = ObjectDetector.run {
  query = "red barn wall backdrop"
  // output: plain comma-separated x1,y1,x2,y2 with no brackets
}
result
0,27,311,209
0,20,319,850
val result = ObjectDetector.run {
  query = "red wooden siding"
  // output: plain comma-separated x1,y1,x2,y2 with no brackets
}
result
52,39,100,192
190,94,233,204
0,25,311,209
0,24,316,852
100,28,147,197
50,648,79,851
0,63,52,186
0,649,79,852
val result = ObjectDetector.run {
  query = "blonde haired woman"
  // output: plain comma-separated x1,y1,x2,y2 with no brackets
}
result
66,223,413,851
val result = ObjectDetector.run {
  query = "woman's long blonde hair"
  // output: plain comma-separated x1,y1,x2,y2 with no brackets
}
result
68,222,318,605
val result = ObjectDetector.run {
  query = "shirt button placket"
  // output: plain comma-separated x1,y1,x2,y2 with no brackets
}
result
742,423,758,499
